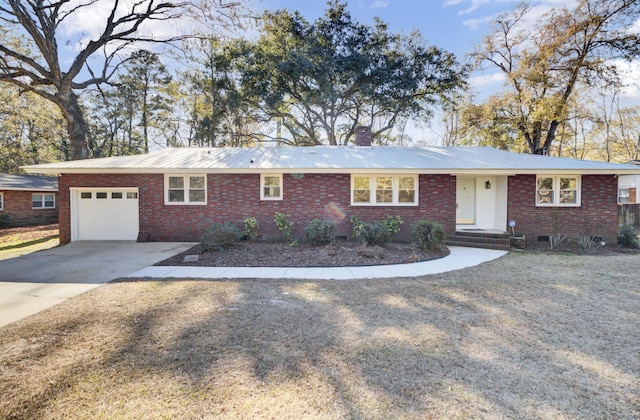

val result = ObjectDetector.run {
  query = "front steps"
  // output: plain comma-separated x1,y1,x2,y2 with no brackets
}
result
446,230,512,251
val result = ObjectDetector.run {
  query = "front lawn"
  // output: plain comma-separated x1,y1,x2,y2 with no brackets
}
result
1,252,639,418
0,224,59,260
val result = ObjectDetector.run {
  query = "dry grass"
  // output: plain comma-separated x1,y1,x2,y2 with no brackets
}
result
1,252,639,419
0,223,59,260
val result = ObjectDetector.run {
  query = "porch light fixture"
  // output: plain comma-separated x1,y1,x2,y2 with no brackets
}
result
485,180,491,189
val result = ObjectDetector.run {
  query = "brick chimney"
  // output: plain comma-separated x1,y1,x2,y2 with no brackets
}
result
355,126,372,147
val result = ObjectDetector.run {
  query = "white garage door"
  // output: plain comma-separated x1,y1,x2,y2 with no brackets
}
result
72,188,139,241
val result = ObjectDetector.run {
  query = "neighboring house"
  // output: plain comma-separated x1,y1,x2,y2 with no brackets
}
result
618,161,640,204
618,161,640,227
0,173,58,226
21,130,640,245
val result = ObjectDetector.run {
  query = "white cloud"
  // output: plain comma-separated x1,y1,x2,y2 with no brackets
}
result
629,17,640,34
612,59,640,99
469,72,505,89
369,0,389,9
462,15,495,30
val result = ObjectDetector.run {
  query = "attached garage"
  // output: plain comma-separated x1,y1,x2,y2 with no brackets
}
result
71,188,139,241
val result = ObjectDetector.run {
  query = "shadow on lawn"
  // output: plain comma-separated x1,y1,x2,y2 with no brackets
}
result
2,253,639,418
0,235,58,251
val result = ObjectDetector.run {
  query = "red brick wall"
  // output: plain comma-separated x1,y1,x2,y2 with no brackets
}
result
57,173,457,244
507,174,619,243
0,190,58,226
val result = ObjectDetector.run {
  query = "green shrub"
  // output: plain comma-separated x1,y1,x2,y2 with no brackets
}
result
351,216,402,247
200,223,243,251
274,212,294,242
381,215,403,235
305,219,335,245
617,224,640,249
0,213,9,228
243,217,259,241
411,220,446,251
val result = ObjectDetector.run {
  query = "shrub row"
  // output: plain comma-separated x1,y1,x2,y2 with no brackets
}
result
200,214,446,251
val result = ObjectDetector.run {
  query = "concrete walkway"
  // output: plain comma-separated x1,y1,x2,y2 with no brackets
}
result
127,246,508,280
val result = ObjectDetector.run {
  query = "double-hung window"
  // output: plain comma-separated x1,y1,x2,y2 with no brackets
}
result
618,189,630,204
351,175,418,206
165,175,206,205
32,193,55,209
536,176,580,207
261,174,283,200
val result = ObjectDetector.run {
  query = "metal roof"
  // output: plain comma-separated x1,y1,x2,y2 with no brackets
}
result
21,146,640,175
0,173,58,191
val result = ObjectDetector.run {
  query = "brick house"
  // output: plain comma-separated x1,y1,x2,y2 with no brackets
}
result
21,136,640,246
0,174,58,226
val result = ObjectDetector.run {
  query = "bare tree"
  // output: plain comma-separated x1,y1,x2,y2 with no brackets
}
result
0,0,246,160
472,0,639,155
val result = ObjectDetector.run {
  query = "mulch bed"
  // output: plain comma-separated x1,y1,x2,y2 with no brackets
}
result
156,241,449,267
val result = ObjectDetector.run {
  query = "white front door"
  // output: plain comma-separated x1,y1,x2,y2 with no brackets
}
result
456,178,476,224
72,188,139,241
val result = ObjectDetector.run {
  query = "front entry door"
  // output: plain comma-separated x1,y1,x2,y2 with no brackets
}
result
456,178,476,224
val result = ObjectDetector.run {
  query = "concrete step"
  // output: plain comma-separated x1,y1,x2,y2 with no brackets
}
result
446,234,512,251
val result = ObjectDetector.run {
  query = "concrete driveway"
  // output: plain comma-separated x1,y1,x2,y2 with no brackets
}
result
0,241,194,328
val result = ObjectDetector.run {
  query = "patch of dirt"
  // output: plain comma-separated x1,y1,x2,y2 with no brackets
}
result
157,241,449,267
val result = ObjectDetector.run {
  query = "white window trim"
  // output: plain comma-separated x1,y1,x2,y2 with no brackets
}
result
164,174,207,205
536,175,581,207
618,188,630,204
350,174,419,206
32,193,55,209
260,174,283,201
0,192,3,211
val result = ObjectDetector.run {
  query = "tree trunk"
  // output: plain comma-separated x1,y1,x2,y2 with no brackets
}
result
57,90,90,160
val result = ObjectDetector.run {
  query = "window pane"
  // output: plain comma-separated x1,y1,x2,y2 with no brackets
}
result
169,176,184,189
376,177,392,190
190,176,205,189
619,189,630,204
537,178,553,190
264,176,280,187
376,177,392,203
537,177,554,204
96,192,107,199
559,177,577,204
263,186,280,198
127,192,138,199
44,194,54,207
81,192,92,199
399,177,415,203
169,190,185,202
354,190,370,203
399,190,415,203
112,192,123,199
560,178,576,190
354,176,370,190
189,190,205,202
399,177,414,190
